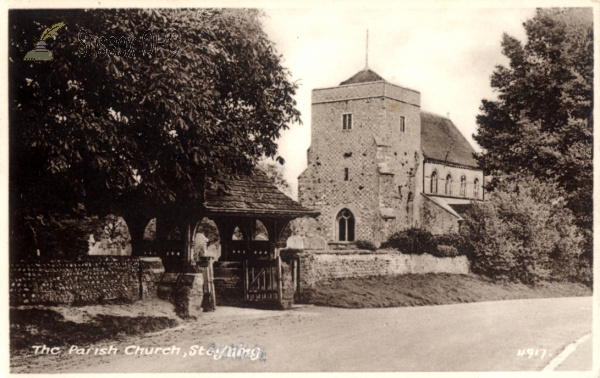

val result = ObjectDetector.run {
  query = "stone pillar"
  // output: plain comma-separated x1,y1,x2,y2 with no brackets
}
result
157,272,204,318
279,258,294,310
139,257,165,299
279,249,299,310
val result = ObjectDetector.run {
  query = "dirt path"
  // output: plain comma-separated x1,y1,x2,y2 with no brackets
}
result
11,296,592,373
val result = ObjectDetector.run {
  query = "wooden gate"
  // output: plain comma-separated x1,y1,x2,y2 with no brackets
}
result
243,257,282,304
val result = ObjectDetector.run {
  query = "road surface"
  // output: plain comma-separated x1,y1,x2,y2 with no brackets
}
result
11,296,592,373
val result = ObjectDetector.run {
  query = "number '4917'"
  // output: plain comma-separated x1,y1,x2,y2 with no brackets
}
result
517,349,548,359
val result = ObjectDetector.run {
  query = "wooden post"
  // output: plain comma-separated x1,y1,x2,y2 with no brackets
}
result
292,259,296,295
207,257,217,311
185,222,193,264
270,265,274,299
277,256,283,302
243,260,248,302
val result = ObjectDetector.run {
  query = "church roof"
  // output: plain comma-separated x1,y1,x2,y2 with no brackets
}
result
420,111,478,168
422,195,474,220
340,69,385,86
204,169,319,217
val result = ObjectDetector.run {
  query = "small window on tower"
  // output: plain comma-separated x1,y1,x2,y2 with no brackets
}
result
343,114,353,130
400,116,406,133
344,168,349,181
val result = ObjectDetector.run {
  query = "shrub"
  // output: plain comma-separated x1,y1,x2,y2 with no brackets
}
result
433,233,472,256
380,228,436,255
354,240,377,251
461,174,587,285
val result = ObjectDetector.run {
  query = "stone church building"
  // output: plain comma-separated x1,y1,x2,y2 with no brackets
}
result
297,68,485,247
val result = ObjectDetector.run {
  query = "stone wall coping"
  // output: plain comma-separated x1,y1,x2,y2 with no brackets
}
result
286,249,468,259
11,255,144,264
290,248,407,256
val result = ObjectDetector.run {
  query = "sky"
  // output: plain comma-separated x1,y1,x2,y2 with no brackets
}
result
259,7,537,199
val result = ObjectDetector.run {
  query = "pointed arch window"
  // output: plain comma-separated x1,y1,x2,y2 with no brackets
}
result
336,209,355,242
430,171,438,194
445,174,453,195
460,176,466,197
474,178,480,199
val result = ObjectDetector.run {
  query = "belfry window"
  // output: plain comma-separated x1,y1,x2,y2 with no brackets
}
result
430,171,438,194
399,116,406,133
336,209,355,242
460,176,466,197
445,174,453,195
343,114,353,130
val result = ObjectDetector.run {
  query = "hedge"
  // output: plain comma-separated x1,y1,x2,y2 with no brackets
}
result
380,228,469,257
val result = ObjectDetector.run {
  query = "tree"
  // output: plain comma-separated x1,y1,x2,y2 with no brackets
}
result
102,215,131,249
473,8,593,235
10,9,301,257
461,173,588,286
257,161,293,198
30,212,105,259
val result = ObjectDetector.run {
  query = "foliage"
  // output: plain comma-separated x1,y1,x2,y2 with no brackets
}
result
10,9,301,257
354,240,377,251
16,212,135,259
432,233,471,256
143,218,156,241
381,229,470,257
431,245,460,258
461,173,588,285
258,161,293,198
380,228,436,255
102,214,131,248
473,8,593,237
196,218,220,246
23,213,104,259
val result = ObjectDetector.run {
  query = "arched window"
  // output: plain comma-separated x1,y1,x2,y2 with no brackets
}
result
445,174,452,195
460,176,466,197
474,178,479,199
336,209,355,242
430,171,438,194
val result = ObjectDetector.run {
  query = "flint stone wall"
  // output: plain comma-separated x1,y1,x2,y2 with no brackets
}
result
10,256,164,306
291,249,469,291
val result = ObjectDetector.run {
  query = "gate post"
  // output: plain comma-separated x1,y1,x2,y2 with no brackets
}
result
277,256,283,303
243,260,248,302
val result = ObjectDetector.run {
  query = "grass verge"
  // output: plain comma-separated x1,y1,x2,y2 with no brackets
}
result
300,273,591,308
10,308,179,355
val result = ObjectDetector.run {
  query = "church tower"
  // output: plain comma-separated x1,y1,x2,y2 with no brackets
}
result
297,68,423,246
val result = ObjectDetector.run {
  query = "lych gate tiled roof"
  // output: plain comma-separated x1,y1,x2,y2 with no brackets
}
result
420,111,479,168
204,169,319,217
340,69,385,86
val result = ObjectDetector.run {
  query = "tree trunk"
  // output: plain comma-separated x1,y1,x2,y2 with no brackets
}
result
122,212,151,257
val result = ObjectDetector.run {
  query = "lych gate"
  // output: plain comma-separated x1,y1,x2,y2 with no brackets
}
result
133,169,318,310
